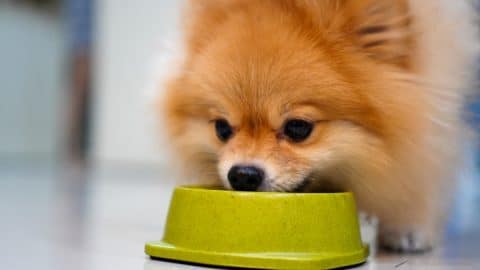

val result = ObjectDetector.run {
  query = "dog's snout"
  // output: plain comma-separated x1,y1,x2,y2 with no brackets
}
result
228,165,264,191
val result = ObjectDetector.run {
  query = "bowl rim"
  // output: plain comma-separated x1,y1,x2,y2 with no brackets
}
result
176,185,353,197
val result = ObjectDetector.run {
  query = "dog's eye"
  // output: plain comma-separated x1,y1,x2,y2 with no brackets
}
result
215,119,233,142
283,119,314,142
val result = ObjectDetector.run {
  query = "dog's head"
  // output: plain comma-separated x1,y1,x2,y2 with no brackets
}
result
163,0,424,192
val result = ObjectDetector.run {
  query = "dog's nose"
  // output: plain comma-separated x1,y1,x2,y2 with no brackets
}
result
228,165,264,191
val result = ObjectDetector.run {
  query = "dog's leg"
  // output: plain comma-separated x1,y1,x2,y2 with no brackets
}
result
354,179,443,253
379,227,434,253
376,197,441,253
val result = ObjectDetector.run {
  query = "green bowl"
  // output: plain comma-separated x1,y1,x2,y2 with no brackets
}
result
145,186,368,269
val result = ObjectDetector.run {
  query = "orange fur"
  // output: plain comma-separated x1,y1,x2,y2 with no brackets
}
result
160,0,479,251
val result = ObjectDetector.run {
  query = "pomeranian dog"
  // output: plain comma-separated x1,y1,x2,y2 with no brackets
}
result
159,0,479,252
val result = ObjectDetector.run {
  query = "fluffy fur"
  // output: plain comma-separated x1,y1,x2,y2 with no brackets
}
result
159,0,479,252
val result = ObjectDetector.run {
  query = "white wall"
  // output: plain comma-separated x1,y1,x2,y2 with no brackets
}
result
93,1,182,165
0,3,66,161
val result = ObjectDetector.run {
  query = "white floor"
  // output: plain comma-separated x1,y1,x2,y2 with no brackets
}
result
1,163,479,270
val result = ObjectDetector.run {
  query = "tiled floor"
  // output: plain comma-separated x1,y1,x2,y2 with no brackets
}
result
1,163,479,270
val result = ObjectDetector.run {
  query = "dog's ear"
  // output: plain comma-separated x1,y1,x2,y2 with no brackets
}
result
301,0,412,67
340,0,412,67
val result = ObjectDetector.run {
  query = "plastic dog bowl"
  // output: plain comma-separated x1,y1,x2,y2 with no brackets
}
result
145,186,368,269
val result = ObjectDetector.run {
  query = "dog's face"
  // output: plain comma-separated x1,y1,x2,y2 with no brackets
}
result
188,37,384,192
164,0,416,192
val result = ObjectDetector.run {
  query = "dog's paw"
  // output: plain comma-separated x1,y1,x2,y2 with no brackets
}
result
380,230,433,253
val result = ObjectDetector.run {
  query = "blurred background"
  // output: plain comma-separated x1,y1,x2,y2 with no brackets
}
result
0,1,183,269
0,0,181,167
0,0,479,269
